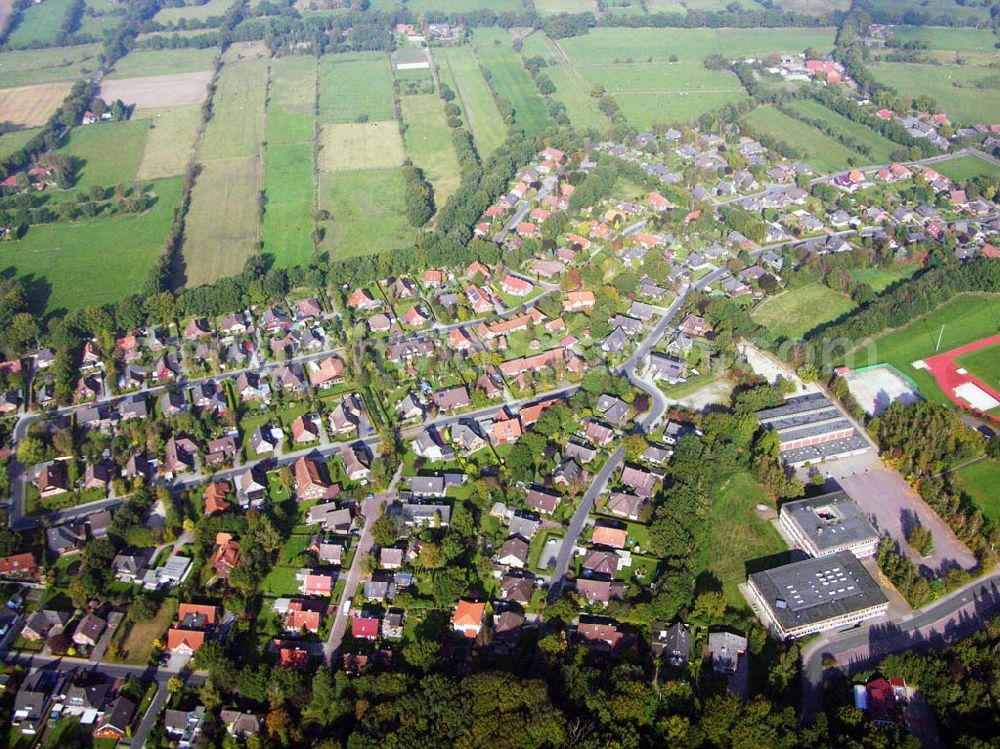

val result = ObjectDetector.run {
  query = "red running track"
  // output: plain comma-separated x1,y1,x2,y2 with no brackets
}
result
924,333,1000,417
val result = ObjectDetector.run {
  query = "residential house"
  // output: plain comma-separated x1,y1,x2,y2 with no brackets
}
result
452,600,486,638
71,613,107,648
92,696,135,741
295,457,334,501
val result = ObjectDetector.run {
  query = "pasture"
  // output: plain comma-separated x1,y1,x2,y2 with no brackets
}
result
786,98,902,164
889,26,999,52
935,155,1000,183
849,263,919,292
400,94,462,209
0,45,103,88
57,119,150,190
135,106,202,180
745,106,865,173
319,167,413,259
436,46,507,157
956,343,1000,390
200,60,268,160
78,0,122,36
520,31,610,132
183,157,262,285
107,48,219,78
535,0,595,13
154,0,232,23
0,127,40,160
474,28,554,135
262,143,315,269
953,459,1000,523
871,0,991,23
267,56,317,145
99,71,213,110
871,63,1000,124
843,293,1000,405
0,177,183,314
319,121,404,172
751,283,856,339
318,53,394,124
368,0,521,11
0,82,72,127
7,0,72,47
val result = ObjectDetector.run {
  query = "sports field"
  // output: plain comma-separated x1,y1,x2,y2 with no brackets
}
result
7,0,73,47
935,155,1000,183
786,98,902,164
400,94,462,209
0,177,183,314
520,31,610,132
436,46,507,157
746,106,865,173
953,459,1000,522
107,48,219,78
871,63,1000,124
57,119,150,190
200,60,268,160
154,0,232,23
0,45,103,88
844,293,1000,405
319,168,413,259
473,28,554,135
262,143,315,269
135,106,202,180
319,122,404,171
318,53,394,124
0,82,72,127
752,283,856,339
956,342,1000,390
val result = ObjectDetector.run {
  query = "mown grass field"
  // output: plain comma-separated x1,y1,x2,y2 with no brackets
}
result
8,0,73,47
752,283,857,339
319,121,404,171
876,0,991,23
935,155,1000,183
956,343,1000,389
319,167,413,259
0,44,103,88
746,106,865,173
953,459,1000,522
318,53,394,123
183,157,261,284
535,0,595,12
154,0,232,23
368,0,520,11
871,62,1000,124
520,31,610,132
267,56,317,144
474,28,554,135
0,177,182,314
57,119,150,189
786,98,902,164
436,46,507,157
400,94,462,209
200,59,268,160
134,105,202,179
0,127,40,160
889,26,999,52
844,293,1000,404
850,263,919,292
107,47,219,78
263,143,315,269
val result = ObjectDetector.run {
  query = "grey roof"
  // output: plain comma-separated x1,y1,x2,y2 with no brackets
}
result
781,491,878,553
748,551,888,631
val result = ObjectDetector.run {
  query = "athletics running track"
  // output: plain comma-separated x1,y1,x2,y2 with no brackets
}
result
923,333,1000,421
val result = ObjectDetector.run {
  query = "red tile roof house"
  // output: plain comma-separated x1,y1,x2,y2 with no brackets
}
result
204,481,232,516
500,275,533,297
183,318,212,341
282,599,322,634
295,457,332,500
465,285,493,314
278,643,311,670
563,291,595,312
351,616,381,641
308,357,345,388
452,600,486,638
516,222,540,239
466,261,492,280
290,415,319,445
592,523,628,549
297,570,334,596
347,288,381,310
0,553,40,581
213,532,241,579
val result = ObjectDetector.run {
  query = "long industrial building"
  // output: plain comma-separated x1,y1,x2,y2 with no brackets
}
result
779,491,880,559
756,392,869,467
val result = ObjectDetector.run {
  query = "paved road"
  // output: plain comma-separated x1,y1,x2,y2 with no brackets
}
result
547,445,625,602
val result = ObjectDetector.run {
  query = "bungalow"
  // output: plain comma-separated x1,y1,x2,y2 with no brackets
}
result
219,312,248,335
563,290,595,312
576,616,634,655
525,487,561,515
403,306,429,327
367,314,392,334
497,536,530,568
307,357,345,388
71,612,107,648
93,696,135,741
621,465,659,497
646,352,687,384
584,419,615,446
592,522,628,549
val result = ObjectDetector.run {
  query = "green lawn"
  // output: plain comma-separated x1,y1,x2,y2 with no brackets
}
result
436,46,507,157
200,59,268,160
871,62,1000,125
319,167,413,259
154,0,233,23
752,283,857,339
520,31,610,133
0,45,103,88
8,0,74,47
889,26,999,52
134,105,202,180
474,28,554,136
935,155,1000,183
263,142,315,269
400,94,462,210
369,0,521,11
106,48,219,78
850,263,920,292
956,343,1000,390
0,177,182,314
746,106,866,173
953,459,1000,523
57,119,150,190
0,127,41,160
786,98,903,164
845,293,1000,405
696,471,787,610
318,53,394,123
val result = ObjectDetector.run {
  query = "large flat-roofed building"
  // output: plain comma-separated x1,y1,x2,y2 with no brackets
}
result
756,392,869,467
747,551,888,639
780,491,879,559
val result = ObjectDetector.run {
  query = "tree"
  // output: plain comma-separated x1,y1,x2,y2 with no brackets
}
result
371,515,400,548
691,590,726,622
167,676,184,693
16,436,47,465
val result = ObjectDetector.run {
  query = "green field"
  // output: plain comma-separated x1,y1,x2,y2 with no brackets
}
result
877,0,992,23
935,155,1000,183
696,472,787,610
0,45,103,88
319,167,413,259
183,157,261,285
746,106,865,173
846,293,1000,404
368,0,520,11
474,28,554,136
154,0,232,23
850,263,919,292
78,0,122,35
956,343,1000,390
267,56,317,144
107,48,219,78
953,459,1000,522
8,0,73,47
520,31,610,132
0,128,41,160
400,94,462,210
135,106,202,180
263,143,315,269
752,283,857,339
871,62,1000,124
318,53,394,123
786,98,902,164
889,26,999,52
437,46,507,157
535,0,595,12
0,178,182,314
319,121,404,171
56,120,149,190
200,59,268,160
